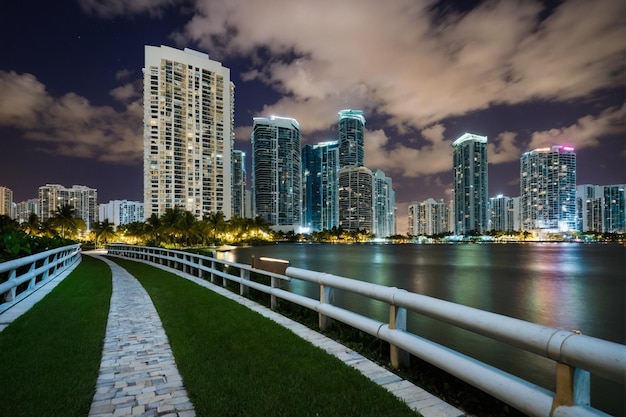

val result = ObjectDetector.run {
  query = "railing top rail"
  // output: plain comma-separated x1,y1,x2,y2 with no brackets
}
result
0,244,81,274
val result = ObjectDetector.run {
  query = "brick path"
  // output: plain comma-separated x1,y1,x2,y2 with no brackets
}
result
87,254,195,417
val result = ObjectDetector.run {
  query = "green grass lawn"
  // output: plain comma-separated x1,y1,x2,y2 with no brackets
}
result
0,255,112,417
111,257,419,417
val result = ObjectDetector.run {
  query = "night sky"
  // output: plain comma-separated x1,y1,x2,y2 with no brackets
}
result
1,0,624,234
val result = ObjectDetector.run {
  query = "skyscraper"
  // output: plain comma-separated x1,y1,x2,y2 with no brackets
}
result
143,45,234,220
520,146,576,231
338,109,366,168
372,169,395,238
98,200,144,227
301,141,339,232
408,198,449,236
452,133,489,235
338,166,373,232
0,186,12,217
489,194,515,232
576,184,604,232
603,184,625,233
231,150,246,218
38,184,98,230
252,116,301,230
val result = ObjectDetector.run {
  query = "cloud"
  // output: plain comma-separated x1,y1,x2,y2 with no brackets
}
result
487,131,522,164
77,0,182,18
171,0,624,133
0,71,142,164
527,104,625,151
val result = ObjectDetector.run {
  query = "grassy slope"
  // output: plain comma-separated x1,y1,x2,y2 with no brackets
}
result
0,255,112,417
111,257,419,417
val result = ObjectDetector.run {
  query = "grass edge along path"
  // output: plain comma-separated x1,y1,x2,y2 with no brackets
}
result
0,255,112,417
111,257,420,417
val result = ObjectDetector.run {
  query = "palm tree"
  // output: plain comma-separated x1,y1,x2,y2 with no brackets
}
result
93,219,116,248
205,211,226,245
176,211,197,247
51,204,85,239
20,213,41,236
160,207,185,245
144,213,161,245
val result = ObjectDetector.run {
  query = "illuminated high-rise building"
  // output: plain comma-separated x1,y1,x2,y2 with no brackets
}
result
489,194,516,232
252,116,301,230
99,200,144,227
338,109,365,168
576,184,603,232
0,186,12,217
373,169,395,238
520,146,576,231
603,184,625,233
408,198,449,236
338,166,373,232
452,133,489,235
232,150,246,218
143,45,234,220
38,184,98,230
302,141,339,232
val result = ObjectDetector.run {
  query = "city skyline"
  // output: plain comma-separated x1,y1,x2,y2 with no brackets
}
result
1,1,624,235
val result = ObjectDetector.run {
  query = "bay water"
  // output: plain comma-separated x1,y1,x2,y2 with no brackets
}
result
226,243,625,415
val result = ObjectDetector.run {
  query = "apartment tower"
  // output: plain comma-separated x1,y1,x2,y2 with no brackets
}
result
452,133,489,235
251,116,301,230
143,45,234,220
520,146,576,231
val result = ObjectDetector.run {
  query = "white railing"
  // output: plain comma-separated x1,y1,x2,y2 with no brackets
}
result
107,244,625,417
0,244,81,314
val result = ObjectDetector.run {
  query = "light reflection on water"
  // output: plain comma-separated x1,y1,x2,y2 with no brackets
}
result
228,243,625,415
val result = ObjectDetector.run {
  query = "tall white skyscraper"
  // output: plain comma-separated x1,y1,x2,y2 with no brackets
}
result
452,133,489,235
251,116,301,230
143,45,234,220
373,169,395,237
520,146,576,231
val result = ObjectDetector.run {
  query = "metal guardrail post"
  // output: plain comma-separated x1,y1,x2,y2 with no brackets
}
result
240,268,250,296
251,256,289,311
319,285,334,331
389,304,409,369
551,330,591,414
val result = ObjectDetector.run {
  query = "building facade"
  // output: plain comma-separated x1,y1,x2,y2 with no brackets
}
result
576,184,604,232
251,116,301,230
603,184,625,233
99,200,144,228
231,150,246,218
15,198,39,223
372,169,395,238
408,198,449,236
520,146,576,231
0,186,13,217
489,194,516,232
452,133,489,235
338,109,366,168
338,166,373,232
38,184,98,230
301,141,339,232
143,45,234,220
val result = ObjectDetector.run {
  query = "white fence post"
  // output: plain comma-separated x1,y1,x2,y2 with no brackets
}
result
389,304,409,369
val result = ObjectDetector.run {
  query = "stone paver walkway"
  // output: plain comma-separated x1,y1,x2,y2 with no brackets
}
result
87,254,195,417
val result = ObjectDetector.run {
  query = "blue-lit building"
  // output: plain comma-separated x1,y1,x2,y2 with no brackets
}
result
520,146,576,231
452,133,489,235
338,109,366,168
251,116,301,230
603,184,625,233
338,166,373,232
301,141,339,232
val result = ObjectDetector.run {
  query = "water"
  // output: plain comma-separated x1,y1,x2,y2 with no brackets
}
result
226,243,625,416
